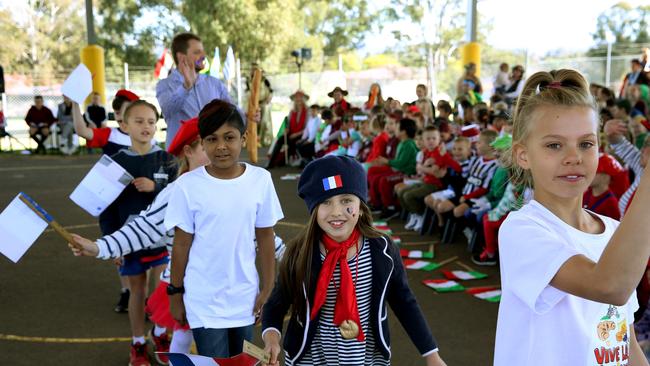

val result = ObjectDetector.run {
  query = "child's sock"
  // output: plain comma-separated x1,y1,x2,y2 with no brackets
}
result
153,325,167,337
132,335,146,345
170,329,194,353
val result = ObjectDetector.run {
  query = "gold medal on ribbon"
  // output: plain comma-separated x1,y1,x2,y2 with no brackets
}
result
339,319,359,339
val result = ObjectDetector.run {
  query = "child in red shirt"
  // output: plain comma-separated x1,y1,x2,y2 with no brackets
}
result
582,153,621,220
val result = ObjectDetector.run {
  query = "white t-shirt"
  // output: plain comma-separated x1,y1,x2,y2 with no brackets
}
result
495,200,639,365
164,163,284,329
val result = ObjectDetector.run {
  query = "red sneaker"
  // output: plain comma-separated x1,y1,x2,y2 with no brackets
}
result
129,342,151,366
149,329,170,365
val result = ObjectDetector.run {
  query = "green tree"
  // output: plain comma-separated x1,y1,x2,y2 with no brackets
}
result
96,0,181,73
590,2,650,57
299,0,376,56
2,0,86,78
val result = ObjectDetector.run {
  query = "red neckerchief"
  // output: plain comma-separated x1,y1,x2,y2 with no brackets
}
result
289,107,307,134
311,229,365,341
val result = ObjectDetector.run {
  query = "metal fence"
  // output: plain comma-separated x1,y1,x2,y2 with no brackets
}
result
0,51,644,151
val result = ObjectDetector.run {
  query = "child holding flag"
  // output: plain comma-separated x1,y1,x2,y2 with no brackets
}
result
101,100,178,365
68,118,207,365
164,99,283,358
261,155,446,366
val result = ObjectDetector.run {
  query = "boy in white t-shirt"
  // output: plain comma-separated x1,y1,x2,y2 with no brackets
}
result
495,69,650,365
165,99,284,358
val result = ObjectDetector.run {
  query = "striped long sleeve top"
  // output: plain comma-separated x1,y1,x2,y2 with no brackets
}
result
96,182,175,260
610,138,643,217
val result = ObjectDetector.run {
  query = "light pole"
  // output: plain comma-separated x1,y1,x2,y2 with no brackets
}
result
605,31,615,87
291,48,311,90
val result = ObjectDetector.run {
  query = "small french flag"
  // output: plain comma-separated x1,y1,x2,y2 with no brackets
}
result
322,175,343,191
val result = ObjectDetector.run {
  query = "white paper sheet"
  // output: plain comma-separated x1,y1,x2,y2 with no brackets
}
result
70,155,133,217
61,64,93,105
0,194,49,263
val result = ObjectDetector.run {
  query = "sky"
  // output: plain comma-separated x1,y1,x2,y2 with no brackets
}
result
363,0,650,56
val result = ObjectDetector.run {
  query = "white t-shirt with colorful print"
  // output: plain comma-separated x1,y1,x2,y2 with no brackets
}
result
494,200,639,365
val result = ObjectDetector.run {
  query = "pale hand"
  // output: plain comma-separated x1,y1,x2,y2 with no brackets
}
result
262,331,282,366
439,144,447,156
604,119,628,138
374,157,389,166
425,352,447,366
178,54,197,90
133,177,155,192
170,294,187,326
68,233,99,257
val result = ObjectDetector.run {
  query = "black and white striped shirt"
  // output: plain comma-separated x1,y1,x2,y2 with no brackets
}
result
287,239,389,366
610,139,643,217
461,156,499,197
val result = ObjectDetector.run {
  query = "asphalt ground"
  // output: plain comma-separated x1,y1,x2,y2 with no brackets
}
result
0,151,499,365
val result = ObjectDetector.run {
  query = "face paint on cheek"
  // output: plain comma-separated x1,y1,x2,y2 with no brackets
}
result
346,207,356,217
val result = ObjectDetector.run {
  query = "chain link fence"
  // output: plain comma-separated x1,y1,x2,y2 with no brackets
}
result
1,50,644,151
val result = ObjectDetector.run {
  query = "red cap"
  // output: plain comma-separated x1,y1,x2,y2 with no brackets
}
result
407,105,422,114
167,117,199,156
115,89,140,102
597,153,625,176
641,119,650,131
461,124,480,137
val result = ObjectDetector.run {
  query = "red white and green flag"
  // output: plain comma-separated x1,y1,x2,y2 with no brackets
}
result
391,236,401,245
423,279,465,293
441,270,487,281
400,249,434,259
466,287,501,302
403,259,440,271
373,221,391,234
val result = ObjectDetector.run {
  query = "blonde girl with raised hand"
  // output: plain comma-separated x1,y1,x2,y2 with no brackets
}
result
494,69,650,365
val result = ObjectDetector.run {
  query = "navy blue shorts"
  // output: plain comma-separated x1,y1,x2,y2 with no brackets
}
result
119,247,169,276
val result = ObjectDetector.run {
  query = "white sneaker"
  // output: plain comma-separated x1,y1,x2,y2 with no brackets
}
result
404,214,417,230
413,215,424,232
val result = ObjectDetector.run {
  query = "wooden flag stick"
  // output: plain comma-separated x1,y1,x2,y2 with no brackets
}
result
246,66,262,164
455,261,476,272
18,193,74,244
436,255,458,268
243,339,270,364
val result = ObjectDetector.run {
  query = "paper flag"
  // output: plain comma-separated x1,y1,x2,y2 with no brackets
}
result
400,249,434,259
69,155,134,217
466,287,502,302
61,64,93,105
441,270,487,281
391,236,401,245
423,279,465,293
0,194,49,263
373,220,388,227
161,352,259,366
403,259,440,271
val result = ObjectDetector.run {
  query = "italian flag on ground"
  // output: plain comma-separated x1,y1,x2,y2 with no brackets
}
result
422,279,465,293
400,249,434,259
373,221,392,235
441,270,487,281
466,286,501,302
402,259,440,271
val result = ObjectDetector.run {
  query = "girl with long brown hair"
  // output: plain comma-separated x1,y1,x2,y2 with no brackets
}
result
261,155,446,366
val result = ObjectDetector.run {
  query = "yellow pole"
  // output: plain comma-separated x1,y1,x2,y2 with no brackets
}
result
462,42,481,77
80,45,106,105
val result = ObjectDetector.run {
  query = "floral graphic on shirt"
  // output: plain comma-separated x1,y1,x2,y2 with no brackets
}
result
593,305,630,365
